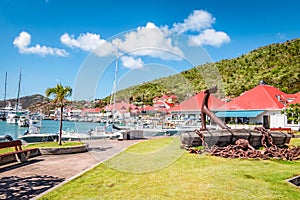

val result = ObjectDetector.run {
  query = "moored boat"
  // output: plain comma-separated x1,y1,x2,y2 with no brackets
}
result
19,121,58,143
17,115,29,127
19,133,59,143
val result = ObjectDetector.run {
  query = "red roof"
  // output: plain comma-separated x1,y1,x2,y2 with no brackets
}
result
290,92,300,104
143,105,154,111
170,91,225,112
164,101,174,107
281,94,296,99
169,95,178,99
81,108,101,113
161,95,169,99
222,85,287,110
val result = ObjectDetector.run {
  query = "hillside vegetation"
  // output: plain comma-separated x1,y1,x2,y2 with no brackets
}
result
109,38,300,104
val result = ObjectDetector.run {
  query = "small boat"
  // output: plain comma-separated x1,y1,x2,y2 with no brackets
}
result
61,130,92,141
17,115,30,127
6,111,18,124
19,132,59,143
29,113,42,125
19,122,58,143
0,135,13,142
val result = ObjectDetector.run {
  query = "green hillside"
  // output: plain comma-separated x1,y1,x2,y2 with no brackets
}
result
105,38,300,104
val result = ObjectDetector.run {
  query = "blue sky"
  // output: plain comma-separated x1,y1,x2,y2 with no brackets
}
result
0,0,299,100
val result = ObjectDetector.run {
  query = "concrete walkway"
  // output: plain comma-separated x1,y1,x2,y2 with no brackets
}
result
0,139,141,200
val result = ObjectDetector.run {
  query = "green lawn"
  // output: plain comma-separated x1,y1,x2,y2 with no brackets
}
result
290,137,300,147
0,141,84,154
40,137,300,200
25,141,84,148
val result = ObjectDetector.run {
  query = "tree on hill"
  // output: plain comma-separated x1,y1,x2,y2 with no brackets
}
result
45,84,72,145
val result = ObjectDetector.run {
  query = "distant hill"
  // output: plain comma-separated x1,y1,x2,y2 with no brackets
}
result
0,94,97,114
0,94,50,110
105,38,300,104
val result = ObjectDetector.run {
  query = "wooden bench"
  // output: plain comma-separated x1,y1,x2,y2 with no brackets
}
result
270,128,292,134
0,140,38,163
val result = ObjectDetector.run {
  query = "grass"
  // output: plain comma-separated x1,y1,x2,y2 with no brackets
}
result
0,141,84,154
40,137,300,200
25,141,84,148
290,137,300,147
294,131,300,135
0,147,16,154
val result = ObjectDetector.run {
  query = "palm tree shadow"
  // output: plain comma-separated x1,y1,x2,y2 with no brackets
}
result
0,175,65,200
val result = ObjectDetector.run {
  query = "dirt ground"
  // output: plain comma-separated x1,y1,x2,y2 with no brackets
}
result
0,139,141,200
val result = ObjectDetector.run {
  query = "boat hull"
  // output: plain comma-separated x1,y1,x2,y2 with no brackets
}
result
19,134,59,143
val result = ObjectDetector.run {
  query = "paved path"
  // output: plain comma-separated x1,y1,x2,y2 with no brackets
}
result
0,139,141,200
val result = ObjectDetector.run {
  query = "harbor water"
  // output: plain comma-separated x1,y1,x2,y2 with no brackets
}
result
0,120,105,140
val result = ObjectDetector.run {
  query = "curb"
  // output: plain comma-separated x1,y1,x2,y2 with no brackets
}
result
38,144,89,155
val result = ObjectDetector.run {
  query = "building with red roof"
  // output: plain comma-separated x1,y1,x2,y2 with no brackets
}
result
214,84,299,130
104,101,140,119
220,84,288,110
152,94,178,105
169,91,225,120
105,101,139,113
288,92,300,105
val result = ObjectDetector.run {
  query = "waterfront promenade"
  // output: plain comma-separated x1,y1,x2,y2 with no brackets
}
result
0,139,141,200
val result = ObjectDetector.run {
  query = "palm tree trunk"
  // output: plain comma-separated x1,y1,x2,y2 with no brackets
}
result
59,106,63,145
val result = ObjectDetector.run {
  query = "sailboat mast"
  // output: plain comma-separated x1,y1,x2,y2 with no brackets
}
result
4,71,7,103
16,69,21,113
113,48,118,107
109,46,119,122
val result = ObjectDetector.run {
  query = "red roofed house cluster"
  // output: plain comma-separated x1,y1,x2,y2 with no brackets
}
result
61,84,299,130
152,94,178,112
170,84,299,130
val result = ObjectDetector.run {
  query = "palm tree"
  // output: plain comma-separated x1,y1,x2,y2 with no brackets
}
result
46,84,72,145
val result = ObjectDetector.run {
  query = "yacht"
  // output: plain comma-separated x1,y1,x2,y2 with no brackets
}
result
6,111,18,124
17,115,29,127
29,113,42,125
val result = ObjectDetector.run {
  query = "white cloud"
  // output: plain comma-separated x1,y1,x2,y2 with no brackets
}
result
13,31,68,56
172,10,215,33
59,10,230,61
60,32,114,56
120,56,144,69
188,29,230,47
117,22,184,60
171,10,230,47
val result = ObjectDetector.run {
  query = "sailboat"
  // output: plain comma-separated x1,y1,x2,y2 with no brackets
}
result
0,71,8,121
6,69,30,125
89,47,126,139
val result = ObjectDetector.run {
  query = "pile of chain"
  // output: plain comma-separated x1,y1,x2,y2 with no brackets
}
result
187,128,300,161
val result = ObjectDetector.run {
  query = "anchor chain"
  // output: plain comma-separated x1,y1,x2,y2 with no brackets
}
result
187,127,300,161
